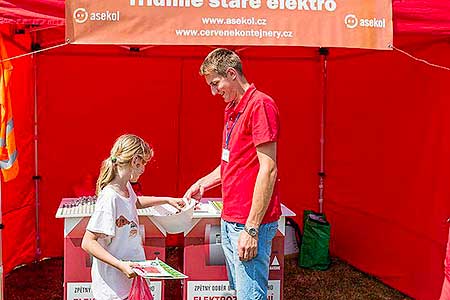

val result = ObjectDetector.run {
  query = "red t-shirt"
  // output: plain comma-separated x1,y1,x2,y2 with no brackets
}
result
221,84,281,224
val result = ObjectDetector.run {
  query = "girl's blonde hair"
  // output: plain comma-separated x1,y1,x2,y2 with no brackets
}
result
96,134,153,195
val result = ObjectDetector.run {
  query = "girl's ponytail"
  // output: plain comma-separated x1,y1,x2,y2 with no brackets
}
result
96,158,116,195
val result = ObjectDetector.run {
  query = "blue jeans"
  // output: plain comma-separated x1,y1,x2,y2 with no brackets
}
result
221,219,278,300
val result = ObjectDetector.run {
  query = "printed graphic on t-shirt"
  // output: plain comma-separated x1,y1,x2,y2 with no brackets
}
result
115,215,138,238
115,215,130,228
129,221,138,238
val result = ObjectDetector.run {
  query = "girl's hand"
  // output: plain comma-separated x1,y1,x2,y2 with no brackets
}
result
119,261,137,279
167,198,186,211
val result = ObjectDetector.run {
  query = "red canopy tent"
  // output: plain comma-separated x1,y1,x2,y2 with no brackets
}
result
1,1,450,299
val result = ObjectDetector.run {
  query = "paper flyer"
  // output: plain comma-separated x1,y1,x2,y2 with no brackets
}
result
132,259,188,280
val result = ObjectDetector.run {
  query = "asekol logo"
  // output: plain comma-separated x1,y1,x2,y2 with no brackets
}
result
344,14,358,29
345,13,386,29
269,256,281,271
73,8,120,24
73,8,89,24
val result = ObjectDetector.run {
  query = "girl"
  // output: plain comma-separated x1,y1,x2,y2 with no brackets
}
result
81,134,184,300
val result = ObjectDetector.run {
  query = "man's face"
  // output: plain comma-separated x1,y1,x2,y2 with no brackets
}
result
204,70,238,103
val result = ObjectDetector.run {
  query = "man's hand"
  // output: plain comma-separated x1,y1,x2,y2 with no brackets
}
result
183,183,205,202
238,230,258,261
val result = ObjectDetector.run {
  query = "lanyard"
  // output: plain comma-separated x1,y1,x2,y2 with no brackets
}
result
225,112,241,149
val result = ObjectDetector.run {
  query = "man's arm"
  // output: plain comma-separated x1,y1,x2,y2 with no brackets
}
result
184,165,222,201
238,141,277,261
246,141,277,228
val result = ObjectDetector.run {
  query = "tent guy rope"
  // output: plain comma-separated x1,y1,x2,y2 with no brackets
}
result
0,41,70,63
391,44,450,72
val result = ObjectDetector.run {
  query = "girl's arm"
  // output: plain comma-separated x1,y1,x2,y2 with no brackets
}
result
81,230,136,278
136,196,185,210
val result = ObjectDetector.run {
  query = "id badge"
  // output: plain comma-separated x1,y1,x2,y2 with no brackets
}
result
222,148,230,162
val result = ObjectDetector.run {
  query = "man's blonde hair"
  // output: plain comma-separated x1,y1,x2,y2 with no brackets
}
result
199,48,243,76
96,134,153,195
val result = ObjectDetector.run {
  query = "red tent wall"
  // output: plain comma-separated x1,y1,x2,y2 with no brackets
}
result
33,45,322,260
326,37,450,300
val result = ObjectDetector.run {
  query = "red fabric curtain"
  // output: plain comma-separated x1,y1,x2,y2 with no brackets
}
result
33,44,321,260
326,36,450,300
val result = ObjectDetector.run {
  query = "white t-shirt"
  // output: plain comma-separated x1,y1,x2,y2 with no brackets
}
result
87,182,145,300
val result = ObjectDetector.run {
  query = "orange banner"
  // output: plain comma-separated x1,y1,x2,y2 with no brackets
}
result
66,0,392,50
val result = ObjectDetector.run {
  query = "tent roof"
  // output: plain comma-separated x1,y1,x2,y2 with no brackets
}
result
0,0,64,26
0,0,449,35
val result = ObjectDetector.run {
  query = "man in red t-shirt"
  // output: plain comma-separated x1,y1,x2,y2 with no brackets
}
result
184,48,281,300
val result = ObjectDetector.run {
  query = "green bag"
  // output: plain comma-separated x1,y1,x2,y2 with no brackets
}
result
298,210,331,270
